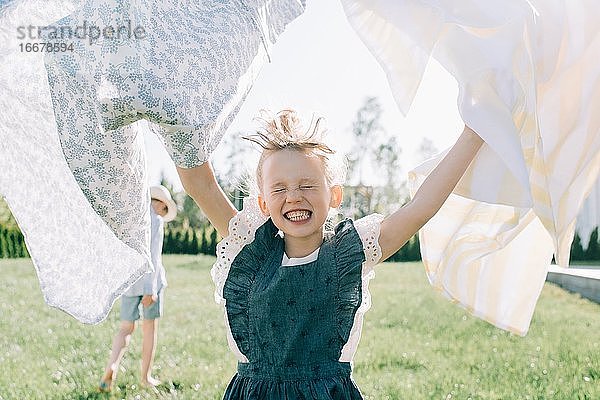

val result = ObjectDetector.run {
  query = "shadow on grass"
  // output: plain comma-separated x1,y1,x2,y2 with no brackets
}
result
56,381,186,400
175,261,207,270
54,390,109,400
167,254,215,271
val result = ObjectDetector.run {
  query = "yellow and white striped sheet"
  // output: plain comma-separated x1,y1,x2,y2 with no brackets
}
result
342,0,600,335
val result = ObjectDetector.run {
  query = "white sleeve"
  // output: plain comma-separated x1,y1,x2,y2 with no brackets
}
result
353,213,384,271
210,197,267,305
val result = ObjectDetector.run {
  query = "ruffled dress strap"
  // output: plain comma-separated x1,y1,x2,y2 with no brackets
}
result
223,218,282,359
210,196,278,362
332,219,367,346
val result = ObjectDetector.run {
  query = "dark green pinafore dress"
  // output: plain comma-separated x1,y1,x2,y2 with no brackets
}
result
222,218,366,399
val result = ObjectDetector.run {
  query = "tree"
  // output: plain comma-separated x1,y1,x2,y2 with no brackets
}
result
385,233,421,262
169,193,206,232
200,226,209,255
0,226,7,258
0,198,17,228
17,232,28,258
342,97,385,219
182,229,192,254
342,185,374,220
346,97,383,185
408,234,421,261
585,228,599,260
7,229,17,258
173,231,183,254
416,137,439,163
0,199,20,258
157,176,208,233
208,228,218,256
570,232,584,261
162,229,175,254
190,229,199,254
372,136,406,214
215,130,253,210
373,137,401,184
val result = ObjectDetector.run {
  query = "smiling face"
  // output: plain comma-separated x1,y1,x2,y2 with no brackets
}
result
257,149,342,256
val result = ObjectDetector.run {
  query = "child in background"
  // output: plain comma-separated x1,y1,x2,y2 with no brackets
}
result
99,185,177,392
180,110,483,399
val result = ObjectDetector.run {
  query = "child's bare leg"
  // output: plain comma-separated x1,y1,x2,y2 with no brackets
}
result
141,318,160,386
101,321,135,387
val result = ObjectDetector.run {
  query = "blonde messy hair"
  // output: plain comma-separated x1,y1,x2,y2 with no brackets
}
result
243,109,345,192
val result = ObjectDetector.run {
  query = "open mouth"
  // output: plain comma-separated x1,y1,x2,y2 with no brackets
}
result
284,210,312,222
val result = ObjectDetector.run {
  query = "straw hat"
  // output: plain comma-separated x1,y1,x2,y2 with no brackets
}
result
150,185,177,222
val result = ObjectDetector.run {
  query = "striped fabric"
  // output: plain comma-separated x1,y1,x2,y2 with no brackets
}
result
341,0,600,335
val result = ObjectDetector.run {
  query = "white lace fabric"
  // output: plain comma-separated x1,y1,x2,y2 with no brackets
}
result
0,0,304,323
211,197,267,306
0,0,149,324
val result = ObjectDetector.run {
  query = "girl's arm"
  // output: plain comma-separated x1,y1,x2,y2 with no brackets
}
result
177,162,237,238
378,125,484,262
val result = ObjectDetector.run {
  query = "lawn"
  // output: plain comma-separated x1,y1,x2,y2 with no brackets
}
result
0,256,598,399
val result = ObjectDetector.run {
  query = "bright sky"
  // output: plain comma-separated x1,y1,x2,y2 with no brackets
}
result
145,0,464,191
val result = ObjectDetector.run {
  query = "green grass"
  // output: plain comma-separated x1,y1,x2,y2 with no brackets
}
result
0,256,598,399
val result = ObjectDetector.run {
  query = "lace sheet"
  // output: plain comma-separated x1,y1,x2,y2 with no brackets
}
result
0,0,149,324
0,0,305,322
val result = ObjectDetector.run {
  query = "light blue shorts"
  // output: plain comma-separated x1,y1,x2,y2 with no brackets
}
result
120,289,164,321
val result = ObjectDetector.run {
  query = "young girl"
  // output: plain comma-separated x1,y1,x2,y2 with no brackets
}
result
184,110,483,398
99,185,177,392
